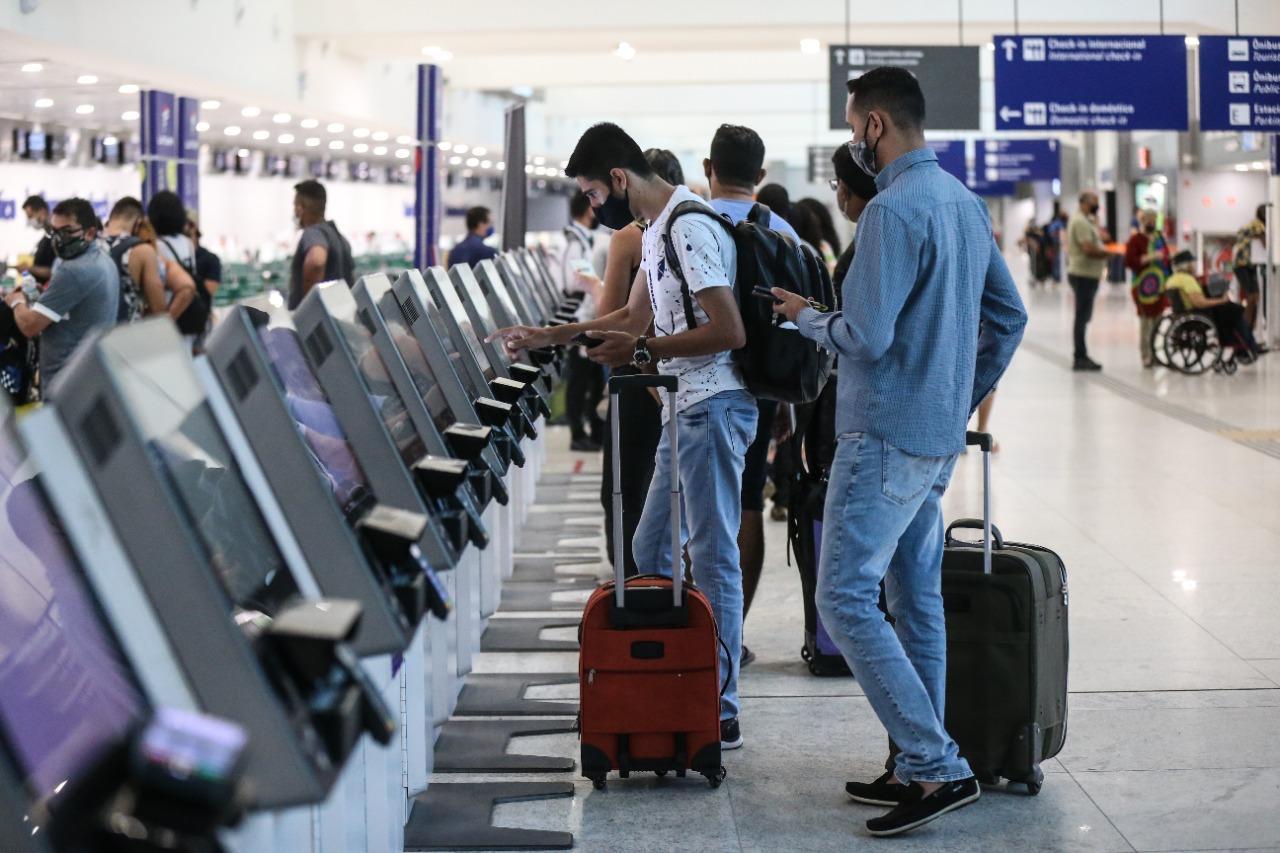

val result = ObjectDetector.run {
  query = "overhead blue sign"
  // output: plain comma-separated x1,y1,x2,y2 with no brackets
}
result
927,139,967,181
1199,36,1280,131
977,139,1059,182
966,176,1018,197
143,90,178,159
994,35,1188,130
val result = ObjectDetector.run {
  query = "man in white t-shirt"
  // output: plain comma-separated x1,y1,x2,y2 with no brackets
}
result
489,122,756,751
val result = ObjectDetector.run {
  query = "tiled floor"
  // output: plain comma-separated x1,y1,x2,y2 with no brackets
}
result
436,270,1280,852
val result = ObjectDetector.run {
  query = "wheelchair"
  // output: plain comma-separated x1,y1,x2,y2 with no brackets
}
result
1149,289,1238,375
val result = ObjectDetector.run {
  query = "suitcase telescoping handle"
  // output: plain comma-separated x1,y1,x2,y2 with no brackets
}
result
609,374,682,608
943,431,997,575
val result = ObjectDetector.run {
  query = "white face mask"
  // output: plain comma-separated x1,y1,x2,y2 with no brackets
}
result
26,217,42,231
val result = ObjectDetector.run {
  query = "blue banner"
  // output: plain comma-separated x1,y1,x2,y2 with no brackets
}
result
966,177,1018,197
1199,36,1280,131
927,140,966,181
1272,135,1279,175
994,35,1188,130
178,97,199,160
977,139,1059,182
144,91,178,159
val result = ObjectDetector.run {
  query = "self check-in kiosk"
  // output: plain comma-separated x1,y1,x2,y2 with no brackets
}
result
202,301,453,654
473,259,561,388
354,274,507,513
420,267,539,440
292,281,485,556
44,320,395,809
447,264,552,416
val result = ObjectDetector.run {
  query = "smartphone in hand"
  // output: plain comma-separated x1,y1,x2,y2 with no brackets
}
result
571,332,604,349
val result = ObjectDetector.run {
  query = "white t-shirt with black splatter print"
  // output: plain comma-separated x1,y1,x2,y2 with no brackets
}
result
640,185,744,421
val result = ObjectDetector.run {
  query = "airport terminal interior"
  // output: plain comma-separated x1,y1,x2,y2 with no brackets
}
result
1,1,1279,851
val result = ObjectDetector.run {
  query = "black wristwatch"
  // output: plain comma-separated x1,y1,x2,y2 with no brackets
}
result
633,335,653,366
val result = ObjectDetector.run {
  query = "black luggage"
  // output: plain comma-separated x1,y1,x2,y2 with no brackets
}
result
941,431,1069,795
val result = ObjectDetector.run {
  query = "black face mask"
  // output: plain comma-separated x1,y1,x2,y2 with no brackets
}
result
50,227,92,261
594,189,634,231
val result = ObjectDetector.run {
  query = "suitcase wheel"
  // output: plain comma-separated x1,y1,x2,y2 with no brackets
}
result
655,769,668,777
589,776,607,791
704,766,727,789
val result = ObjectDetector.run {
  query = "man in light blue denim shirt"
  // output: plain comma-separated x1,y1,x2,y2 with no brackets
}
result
773,67,1027,838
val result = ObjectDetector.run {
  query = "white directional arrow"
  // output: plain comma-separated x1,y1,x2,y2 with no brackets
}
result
834,47,846,65
999,105,1023,123
1001,38,1018,62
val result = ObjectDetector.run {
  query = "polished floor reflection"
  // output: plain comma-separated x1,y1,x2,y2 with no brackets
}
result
437,271,1280,852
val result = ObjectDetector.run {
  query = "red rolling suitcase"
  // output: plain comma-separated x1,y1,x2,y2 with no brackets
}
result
578,374,726,790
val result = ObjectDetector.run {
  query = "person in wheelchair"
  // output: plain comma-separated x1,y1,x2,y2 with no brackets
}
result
1163,250,1261,365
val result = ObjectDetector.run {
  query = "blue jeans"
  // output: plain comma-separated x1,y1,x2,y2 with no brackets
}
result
632,389,757,721
816,432,971,784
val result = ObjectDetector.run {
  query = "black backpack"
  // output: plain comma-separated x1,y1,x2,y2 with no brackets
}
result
662,201,835,404
106,234,145,323
318,221,356,286
160,237,212,336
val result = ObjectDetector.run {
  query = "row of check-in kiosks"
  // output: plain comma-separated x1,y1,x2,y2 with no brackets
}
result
0,248,581,852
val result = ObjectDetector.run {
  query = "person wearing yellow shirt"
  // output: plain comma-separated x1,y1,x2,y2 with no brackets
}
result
1164,250,1261,364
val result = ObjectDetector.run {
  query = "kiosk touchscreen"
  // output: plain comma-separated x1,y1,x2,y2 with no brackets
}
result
393,269,528,464
362,274,519,478
448,263,552,416
513,248,572,323
531,245,582,314
47,320,396,808
354,274,507,511
493,254,549,328
474,259,558,388
293,281,488,552
203,302,454,653
0,396,147,834
420,267,539,440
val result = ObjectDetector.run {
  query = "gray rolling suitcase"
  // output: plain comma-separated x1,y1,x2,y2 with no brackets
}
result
940,431,1069,795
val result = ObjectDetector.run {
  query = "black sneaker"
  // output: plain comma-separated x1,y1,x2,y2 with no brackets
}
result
1072,357,1103,372
845,771,911,807
569,437,602,452
865,777,980,838
740,645,757,667
720,717,743,751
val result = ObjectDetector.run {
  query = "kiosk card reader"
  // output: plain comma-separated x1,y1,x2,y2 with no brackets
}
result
47,320,395,808
448,264,552,417
293,281,488,553
421,267,538,440
354,274,508,510
203,302,453,653
393,269,528,465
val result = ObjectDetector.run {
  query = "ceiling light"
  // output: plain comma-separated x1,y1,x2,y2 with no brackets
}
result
353,127,370,138
396,135,414,145
373,145,388,156
329,140,345,150
799,38,820,54
241,106,261,117
614,41,637,61
305,137,321,147
353,142,369,153
449,155,463,165
118,83,139,94
985,42,996,51
121,110,140,121
438,141,453,152
420,45,454,62
224,125,241,136
1185,35,1200,47
21,62,42,73
34,98,53,109
252,129,270,140
278,133,295,144
465,157,480,167
559,160,569,168
76,74,98,85
272,112,291,124
300,118,319,129
237,148,250,158
196,120,210,132
533,155,546,165
372,130,389,141
1252,160,1268,170
525,164,535,174
480,159,492,168
75,104,94,115
326,122,344,133
453,144,469,154
201,99,221,110
473,146,488,157
496,161,506,170
395,148,411,159
101,135,118,146
511,85,534,98
1235,164,1250,172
